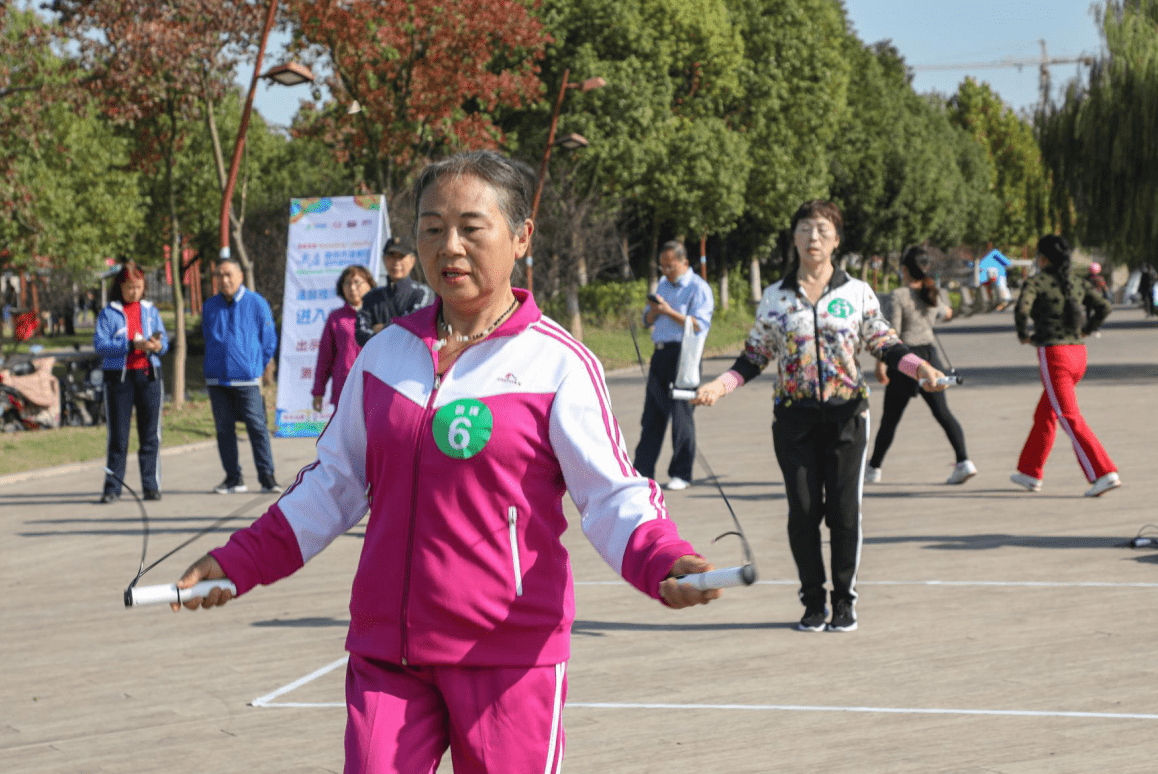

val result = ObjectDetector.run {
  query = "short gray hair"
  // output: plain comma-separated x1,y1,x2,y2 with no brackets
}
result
659,240,688,262
413,150,537,238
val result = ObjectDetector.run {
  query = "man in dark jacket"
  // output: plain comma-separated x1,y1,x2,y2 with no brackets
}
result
203,258,280,494
354,237,435,346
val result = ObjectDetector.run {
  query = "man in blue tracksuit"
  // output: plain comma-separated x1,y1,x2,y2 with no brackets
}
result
202,258,280,494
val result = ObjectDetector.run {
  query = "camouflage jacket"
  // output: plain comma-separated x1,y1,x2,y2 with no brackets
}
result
1014,269,1111,346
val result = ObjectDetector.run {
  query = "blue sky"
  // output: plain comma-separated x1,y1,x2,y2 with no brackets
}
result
842,0,1105,114
248,1,1107,127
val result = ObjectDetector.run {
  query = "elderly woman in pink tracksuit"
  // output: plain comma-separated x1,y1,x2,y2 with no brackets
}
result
174,151,718,774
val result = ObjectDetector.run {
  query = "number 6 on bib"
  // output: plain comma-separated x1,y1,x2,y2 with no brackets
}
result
432,398,494,459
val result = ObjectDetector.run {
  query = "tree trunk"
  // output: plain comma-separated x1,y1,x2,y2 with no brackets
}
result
568,228,585,340
620,233,631,280
719,262,729,312
749,254,762,303
165,105,186,408
647,218,659,292
566,284,582,341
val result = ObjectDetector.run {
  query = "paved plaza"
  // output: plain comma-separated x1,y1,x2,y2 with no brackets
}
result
3,308,1157,773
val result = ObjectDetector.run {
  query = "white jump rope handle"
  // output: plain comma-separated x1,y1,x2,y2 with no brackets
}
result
670,388,698,401
676,565,757,590
127,579,237,607
918,375,962,387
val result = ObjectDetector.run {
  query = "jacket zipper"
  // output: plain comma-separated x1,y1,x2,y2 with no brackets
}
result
508,506,523,597
806,289,827,418
399,361,442,665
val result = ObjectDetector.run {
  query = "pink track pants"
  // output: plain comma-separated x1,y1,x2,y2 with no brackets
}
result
1016,344,1116,482
344,654,566,774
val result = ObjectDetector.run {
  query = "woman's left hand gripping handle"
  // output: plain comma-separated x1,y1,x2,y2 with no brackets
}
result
173,554,234,612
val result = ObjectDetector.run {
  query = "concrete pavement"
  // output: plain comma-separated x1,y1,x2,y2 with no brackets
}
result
3,306,1157,773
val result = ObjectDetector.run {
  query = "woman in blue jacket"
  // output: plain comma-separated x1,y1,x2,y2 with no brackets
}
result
93,262,168,503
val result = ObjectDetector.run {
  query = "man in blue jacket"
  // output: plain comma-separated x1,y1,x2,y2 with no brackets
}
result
203,258,280,494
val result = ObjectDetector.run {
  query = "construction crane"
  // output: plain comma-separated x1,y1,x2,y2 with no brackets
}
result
914,40,1096,106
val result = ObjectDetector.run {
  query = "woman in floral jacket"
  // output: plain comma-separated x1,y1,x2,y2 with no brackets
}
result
694,200,946,633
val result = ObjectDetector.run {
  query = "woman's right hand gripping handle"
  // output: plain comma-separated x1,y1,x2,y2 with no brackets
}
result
691,377,728,407
173,553,234,612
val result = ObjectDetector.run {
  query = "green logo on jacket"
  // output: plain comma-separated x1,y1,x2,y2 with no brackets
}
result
432,399,493,459
827,298,854,319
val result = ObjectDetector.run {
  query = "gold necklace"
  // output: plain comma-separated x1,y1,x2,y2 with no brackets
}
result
433,298,519,352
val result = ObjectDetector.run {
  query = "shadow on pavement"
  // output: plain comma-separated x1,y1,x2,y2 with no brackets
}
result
865,533,1131,550
252,617,349,628
572,619,789,637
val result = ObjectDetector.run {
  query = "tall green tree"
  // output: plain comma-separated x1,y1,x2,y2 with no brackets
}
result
1038,0,1158,265
0,6,143,277
830,41,998,260
529,0,749,288
728,0,850,252
948,77,1050,253
12,99,145,276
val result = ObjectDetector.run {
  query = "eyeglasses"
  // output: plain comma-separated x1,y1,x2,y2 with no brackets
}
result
794,222,836,238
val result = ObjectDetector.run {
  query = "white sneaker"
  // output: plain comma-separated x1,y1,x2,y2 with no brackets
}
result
863,466,882,483
946,460,977,485
1010,472,1042,492
1085,472,1121,497
665,477,690,491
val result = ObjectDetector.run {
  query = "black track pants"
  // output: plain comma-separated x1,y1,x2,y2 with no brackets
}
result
773,408,868,609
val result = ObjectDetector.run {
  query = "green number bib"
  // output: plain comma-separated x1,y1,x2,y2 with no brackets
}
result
827,298,854,319
432,398,493,459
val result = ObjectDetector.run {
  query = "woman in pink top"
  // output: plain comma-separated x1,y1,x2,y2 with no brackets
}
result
312,265,375,411
173,150,718,773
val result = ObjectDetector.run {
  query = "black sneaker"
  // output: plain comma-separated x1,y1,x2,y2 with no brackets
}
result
143,490,162,501
213,478,247,494
797,605,828,632
98,491,119,504
827,600,858,632
260,477,282,494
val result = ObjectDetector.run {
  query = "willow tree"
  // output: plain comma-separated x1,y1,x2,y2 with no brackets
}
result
1038,0,1158,264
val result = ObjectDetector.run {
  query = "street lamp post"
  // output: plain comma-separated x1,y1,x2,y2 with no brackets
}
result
218,1,315,264
525,70,605,296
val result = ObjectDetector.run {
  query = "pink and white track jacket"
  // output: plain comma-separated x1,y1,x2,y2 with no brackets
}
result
211,289,696,667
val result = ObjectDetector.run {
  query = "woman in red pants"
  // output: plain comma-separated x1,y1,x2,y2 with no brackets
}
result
1011,235,1119,497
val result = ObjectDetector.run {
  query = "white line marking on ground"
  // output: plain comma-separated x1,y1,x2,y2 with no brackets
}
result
252,693,1158,721
249,577,1158,712
250,655,349,707
566,702,1158,721
250,657,1158,722
574,579,1158,588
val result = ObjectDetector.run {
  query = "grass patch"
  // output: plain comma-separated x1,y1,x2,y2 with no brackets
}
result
0,387,277,478
0,399,214,477
573,303,753,372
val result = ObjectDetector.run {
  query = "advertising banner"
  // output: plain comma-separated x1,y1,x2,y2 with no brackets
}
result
274,195,387,437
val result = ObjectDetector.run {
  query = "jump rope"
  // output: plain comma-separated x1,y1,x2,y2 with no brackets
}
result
122,287,957,605
630,316,758,591
631,281,973,591
119,326,755,606
110,467,239,607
